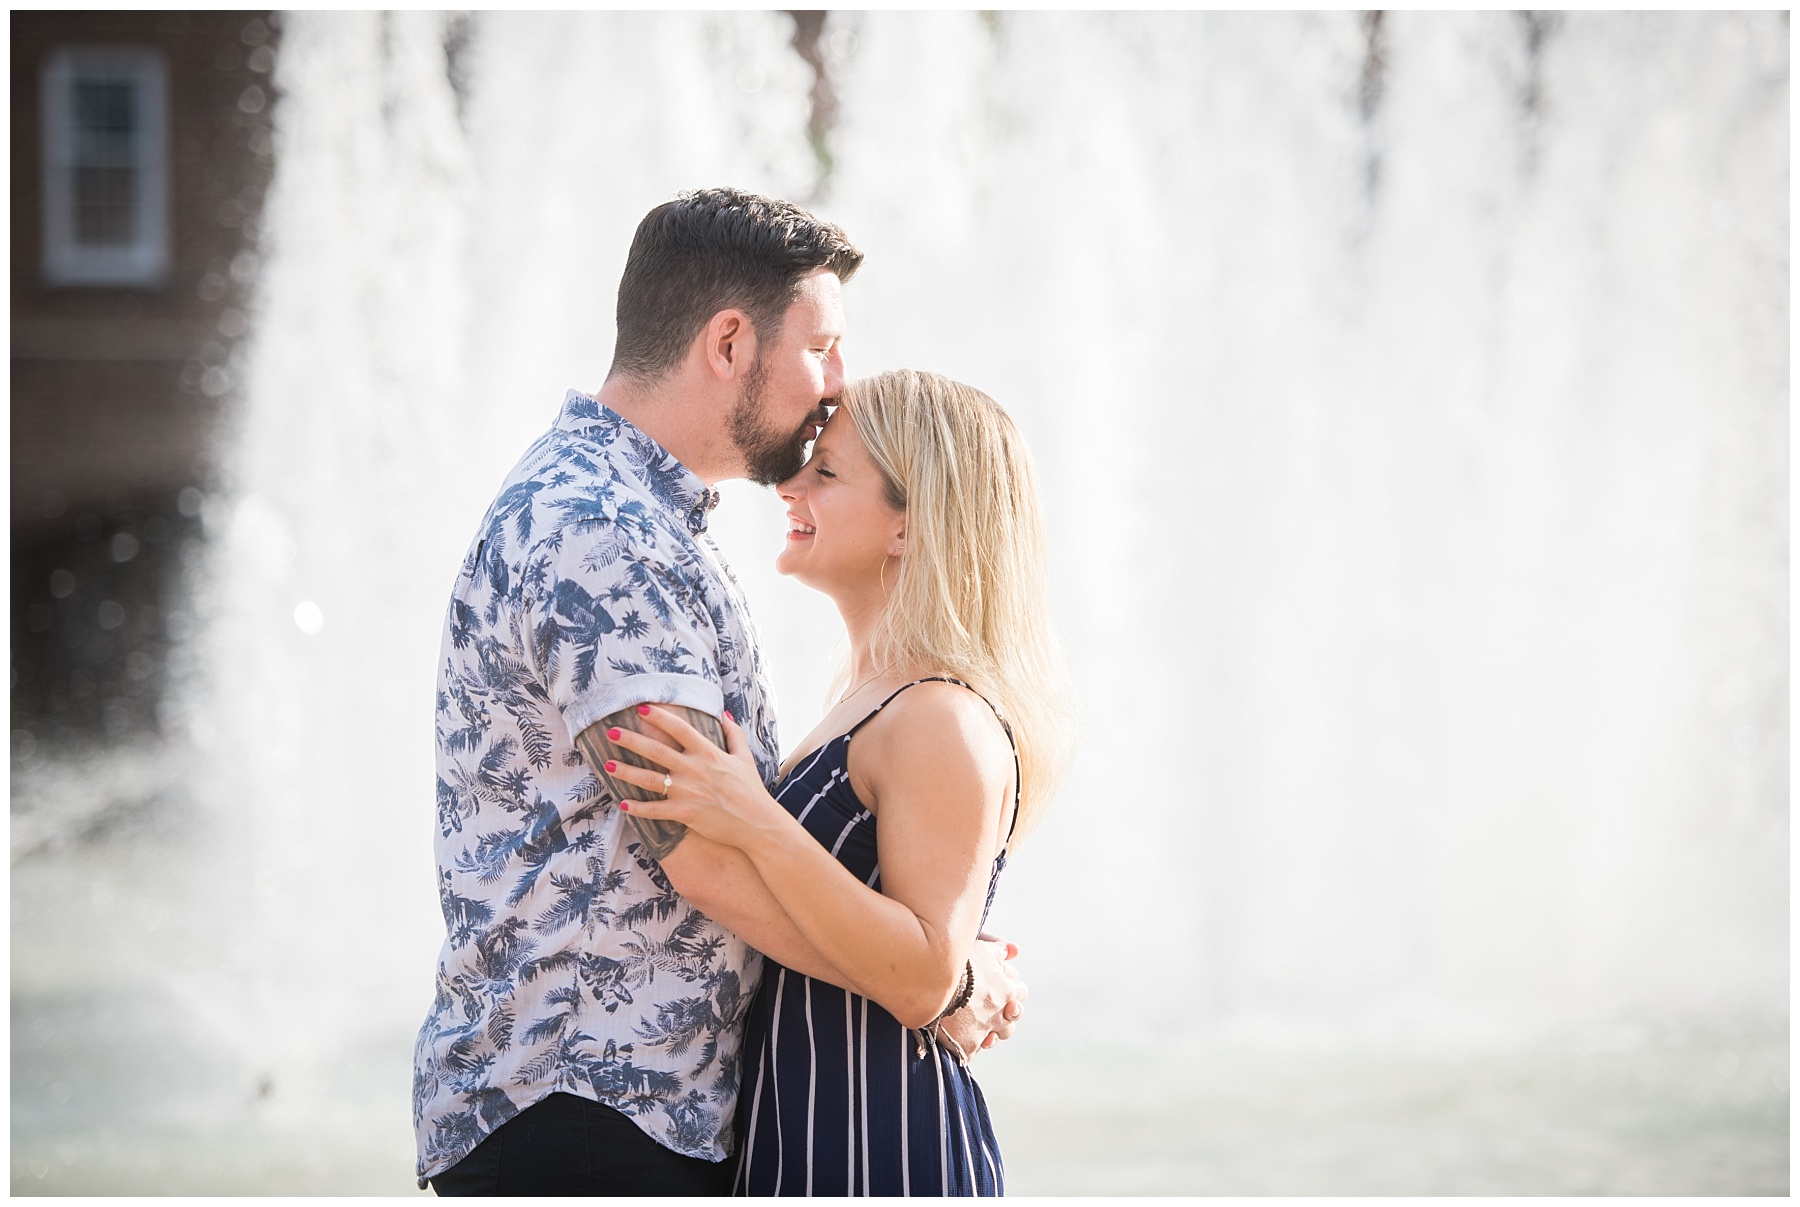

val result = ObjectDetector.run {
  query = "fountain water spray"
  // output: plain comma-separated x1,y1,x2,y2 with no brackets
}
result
131,8,1789,1189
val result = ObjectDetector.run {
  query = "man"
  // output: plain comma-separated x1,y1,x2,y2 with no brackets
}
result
414,189,1025,1195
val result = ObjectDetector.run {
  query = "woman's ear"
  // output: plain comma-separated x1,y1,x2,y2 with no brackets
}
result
889,518,906,559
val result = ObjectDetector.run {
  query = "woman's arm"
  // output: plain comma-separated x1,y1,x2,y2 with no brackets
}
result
607,688,1014,1028
658,832,860,988
576,709,860,991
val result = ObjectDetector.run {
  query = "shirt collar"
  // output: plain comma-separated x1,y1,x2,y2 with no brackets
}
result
556,389,721,535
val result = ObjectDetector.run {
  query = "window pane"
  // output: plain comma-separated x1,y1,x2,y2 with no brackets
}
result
42,48,169,284
74,166,137,244
70,80,140,246
74,80,136,137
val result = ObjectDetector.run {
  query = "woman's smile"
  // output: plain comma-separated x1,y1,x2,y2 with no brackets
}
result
774,411,906,595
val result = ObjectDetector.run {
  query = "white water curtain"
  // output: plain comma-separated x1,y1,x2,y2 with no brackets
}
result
198,12,1784,1102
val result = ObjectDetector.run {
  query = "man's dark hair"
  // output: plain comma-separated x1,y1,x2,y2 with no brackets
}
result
609,187,863,383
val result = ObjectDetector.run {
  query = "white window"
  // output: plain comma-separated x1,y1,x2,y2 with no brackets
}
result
41,46,170,287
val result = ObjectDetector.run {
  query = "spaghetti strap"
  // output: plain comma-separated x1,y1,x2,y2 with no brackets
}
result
845,676,961,737
845,676,1023,842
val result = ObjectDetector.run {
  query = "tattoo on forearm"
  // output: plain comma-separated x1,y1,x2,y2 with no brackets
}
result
625,815,689,862
574,705,727,864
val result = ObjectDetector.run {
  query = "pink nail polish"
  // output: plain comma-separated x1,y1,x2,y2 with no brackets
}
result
618,801,630,812
724,709,733,722
637,705,651,716
604,760,617,773
606,727,621,741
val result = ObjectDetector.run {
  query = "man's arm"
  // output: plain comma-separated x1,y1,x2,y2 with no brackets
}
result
572,704,706,862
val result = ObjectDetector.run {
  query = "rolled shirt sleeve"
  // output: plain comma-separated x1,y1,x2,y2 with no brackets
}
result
524,514,725,741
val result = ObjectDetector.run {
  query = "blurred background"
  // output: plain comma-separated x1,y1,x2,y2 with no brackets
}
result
10,10,1788,1195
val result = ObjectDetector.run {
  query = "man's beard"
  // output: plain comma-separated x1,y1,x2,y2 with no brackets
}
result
729,356,825,486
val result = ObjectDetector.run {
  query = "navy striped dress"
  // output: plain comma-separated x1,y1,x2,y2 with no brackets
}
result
733,678,1016,1197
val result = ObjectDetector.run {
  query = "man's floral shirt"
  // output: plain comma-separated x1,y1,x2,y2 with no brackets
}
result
413,391,781,1182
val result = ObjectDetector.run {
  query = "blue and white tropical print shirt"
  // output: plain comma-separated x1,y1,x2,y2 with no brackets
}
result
413,391,781,1183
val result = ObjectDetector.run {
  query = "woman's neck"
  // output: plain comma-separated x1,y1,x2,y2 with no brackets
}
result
832,578,913,702
837,598,885,700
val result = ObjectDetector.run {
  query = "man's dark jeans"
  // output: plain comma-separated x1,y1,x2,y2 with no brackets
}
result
430,1092,734,1196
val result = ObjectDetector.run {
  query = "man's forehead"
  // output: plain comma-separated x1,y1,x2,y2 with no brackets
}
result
789,268,845,328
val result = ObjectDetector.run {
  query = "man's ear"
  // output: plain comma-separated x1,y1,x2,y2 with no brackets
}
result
702,308,756,382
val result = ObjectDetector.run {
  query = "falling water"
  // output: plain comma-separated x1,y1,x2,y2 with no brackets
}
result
13,11,1786,1193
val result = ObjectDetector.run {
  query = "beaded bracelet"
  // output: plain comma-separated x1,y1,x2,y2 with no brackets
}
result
918,960,979,1063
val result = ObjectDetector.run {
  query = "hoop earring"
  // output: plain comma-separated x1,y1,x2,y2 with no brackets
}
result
879,555,893,599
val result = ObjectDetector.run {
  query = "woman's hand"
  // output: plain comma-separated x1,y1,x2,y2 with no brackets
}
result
603,706,791,854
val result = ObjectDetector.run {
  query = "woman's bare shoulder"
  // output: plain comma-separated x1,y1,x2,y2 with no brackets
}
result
851,679,1014,799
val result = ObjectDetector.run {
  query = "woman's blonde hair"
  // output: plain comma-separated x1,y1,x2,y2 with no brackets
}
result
837,369,1076,839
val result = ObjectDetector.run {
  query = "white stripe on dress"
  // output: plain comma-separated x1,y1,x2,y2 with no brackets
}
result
771,968,787,1192
980,1111,1001,1190
933,1038,950,1195
899,1028,910,1196
859,996,871,1195
792,768,844,827
830,809,871,857
844,990,855,1194
803,978,817,1196
738,1018,770,1192
954,1066,978,1191
781,739,837,792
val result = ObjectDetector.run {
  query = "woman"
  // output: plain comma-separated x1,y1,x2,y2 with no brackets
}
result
602,369,1073,1196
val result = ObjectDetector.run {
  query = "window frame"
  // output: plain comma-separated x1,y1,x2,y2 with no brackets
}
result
41,45,171,288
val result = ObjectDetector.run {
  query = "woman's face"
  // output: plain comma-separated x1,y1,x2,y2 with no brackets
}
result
775,411,905,600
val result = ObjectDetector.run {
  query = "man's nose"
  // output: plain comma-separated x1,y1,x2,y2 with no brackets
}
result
824,346,846,398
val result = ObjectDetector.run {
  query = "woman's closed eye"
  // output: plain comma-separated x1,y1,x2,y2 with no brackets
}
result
814,465,837,479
